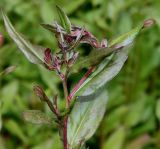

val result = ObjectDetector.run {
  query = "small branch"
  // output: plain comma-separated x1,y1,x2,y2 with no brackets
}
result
45,96,60,117
33,85,60,117
68,66,95,101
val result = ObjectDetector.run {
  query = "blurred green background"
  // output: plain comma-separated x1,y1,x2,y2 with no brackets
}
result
0,0,160,149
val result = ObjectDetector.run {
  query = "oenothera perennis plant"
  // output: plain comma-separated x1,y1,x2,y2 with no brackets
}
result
1,6,155,149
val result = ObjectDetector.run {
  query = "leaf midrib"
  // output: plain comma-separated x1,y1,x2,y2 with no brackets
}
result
70,100,97,147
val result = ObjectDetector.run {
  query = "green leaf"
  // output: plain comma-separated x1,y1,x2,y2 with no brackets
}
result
56,5,71,33
77,47,129,97
22,110,53,125
102,127,126,149
103,106,128,135
1,10,47,65
41,23,57,33
70,53,115,100
4,120,28,143
67,90,108,148
108,19,155,48
124,98,146,127
108,26,142,48
75,47,117,69
76,25,143,69
156,99,160,122
75,21,149,97
0,101,2,131
1,81,19,114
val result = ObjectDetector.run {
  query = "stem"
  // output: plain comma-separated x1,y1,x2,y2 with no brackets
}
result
68,66,95,101
62,68,69,108
63,116,68,149
63,79,69,108
62,68,69,149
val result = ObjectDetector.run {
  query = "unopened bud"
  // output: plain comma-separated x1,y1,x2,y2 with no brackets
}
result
143,19,156,28
44,48,52,64
33,85,48,101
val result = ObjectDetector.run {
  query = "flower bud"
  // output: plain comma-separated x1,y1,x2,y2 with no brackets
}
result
33,85,48,101
44,48,52,64
143,19,156,28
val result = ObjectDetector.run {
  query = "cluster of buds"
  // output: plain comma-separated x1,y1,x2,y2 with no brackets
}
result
50,22,108,50
40,6,109,82
43,48,64,79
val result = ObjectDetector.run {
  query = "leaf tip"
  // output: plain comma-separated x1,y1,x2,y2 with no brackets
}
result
56,5,71,33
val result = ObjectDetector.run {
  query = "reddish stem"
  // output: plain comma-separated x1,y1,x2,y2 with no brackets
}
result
62,69,69,149
63,117,68,149
68,66,95,101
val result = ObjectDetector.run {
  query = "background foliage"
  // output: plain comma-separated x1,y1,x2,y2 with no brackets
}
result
0,0,160,148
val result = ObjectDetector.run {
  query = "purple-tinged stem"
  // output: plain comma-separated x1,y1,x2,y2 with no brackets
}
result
68,66,95,101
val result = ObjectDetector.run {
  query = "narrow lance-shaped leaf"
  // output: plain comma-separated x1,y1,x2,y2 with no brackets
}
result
75,19,155,70
75,47,117,69
1,10,47,65
5,120,27,143
75,25,143,69
78,46,129,96
41,23,57,33
67,19,155,148
68,54,114,100
41,22,66,34
56,5,72,33
22,110,53,125
67,47,126,147
108,19,155,49
72,19,155,97
108,26,142,48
